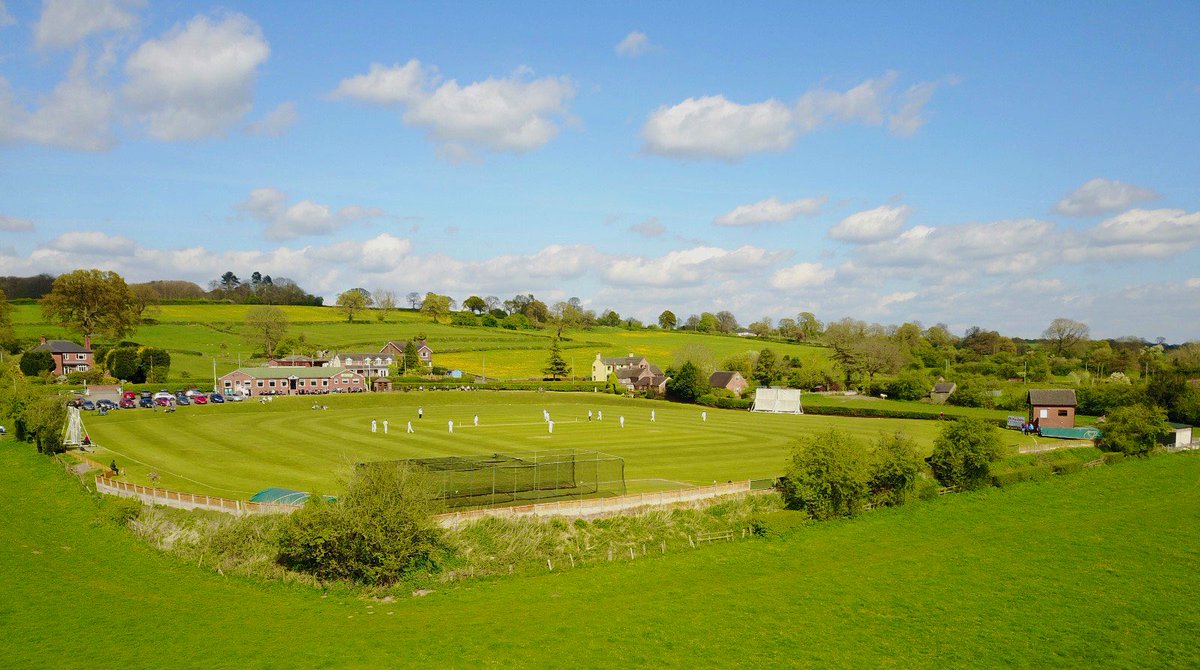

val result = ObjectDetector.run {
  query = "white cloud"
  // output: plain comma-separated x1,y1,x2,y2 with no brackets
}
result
641,95,794,161
35,0,141,49
878,291,917,310
615,31,653,57
1187,278,1200,289
124,13,270,141
0,2,15,28
629,217,665,238
829,205,911,243
0,215,34,232
714,196,826,227
0,54,116,151
643,73,947,160
1063,208,1200,261
603,245,783,287
332,60,575,159
244,101,298,137
236,188,384,241
770,262,834,289
1054,178,1160,216
45,230,136,255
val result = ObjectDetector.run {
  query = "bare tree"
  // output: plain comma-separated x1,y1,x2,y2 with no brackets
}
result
374,289,397,321
1042,318,1090,357
406,291,421,309
245,306,289,356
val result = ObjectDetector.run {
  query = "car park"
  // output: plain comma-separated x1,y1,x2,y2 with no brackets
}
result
209,393,225,404
174,394,191,406
225,393,245,402
81,400,95,411
138,397,154,409
192,395,208,405
119,398,136,409
96,400,117,410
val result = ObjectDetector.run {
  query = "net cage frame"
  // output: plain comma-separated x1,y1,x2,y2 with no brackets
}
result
364,449,626,510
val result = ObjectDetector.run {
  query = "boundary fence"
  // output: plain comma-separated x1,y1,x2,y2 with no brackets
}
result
93,475,773,524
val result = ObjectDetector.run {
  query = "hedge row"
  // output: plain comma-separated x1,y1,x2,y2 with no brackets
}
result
802,404,1008,426
696,394,753,410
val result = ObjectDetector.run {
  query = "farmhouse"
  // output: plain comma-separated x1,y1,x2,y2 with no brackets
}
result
709,371,748,396
218,366,366,397
591,353,648,382
326,352,394,378
1028,389,1077,429
33,335,93,375
591,353,668,393
930,381,957,404
380,338,433,364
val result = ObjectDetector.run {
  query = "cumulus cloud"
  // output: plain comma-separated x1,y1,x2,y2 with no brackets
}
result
1053,178,1160,216
124,13,270,141
244,101,298,137
35,0,141,49
629,217,665,238
0,54,116,151
770,262,834,289
0,215,34,232
602,245,784,287
615,31,653,57
45,230,136,255
332,59,575,159
643,72,947,160
714,196,826,227
829,205,911,243
641,95,794,161
236,188,384,241
1063,208,1200,261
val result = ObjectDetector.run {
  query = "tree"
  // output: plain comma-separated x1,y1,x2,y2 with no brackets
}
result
715,310,739,333
797,312,823,340
138,347,171,384
666,361,709,402
402,341,421,374
406,291,421,309
869,433,923,506
463,295,487,315
748,317,772,337
0,288,15,349
658,310,677,330
484,295,501,311
929,418,1002,490
598,309,622,327
129,283,161,321
219,271,240,291
420,293,451,322
857,337,908,382
277,461,445,585
105,347,141,382
780,429,870,520
245,306,290,356
696,312,719,333
24,394,67,454
543,339,569,380
19,350,55,377
336,289,371,322
752,348,786,386
1042,318,1090,357
41,269,139,340
1097,404,1171,457
374,290,397,321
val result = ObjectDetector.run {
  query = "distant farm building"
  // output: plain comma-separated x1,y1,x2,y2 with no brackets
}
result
327,352,394,379
380,338,433,364
1028,389,1077,429
709,371,749,396
219,367,366,397
930,382,957,404
33,335,93,375
592,353,668,394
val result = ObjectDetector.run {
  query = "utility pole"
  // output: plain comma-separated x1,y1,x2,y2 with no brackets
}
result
212,358,217,392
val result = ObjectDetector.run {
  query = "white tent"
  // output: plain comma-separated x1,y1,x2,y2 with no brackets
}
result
751,388,803,414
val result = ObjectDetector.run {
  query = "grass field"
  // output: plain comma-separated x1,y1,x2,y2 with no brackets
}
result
81,391,1043,499
3,441,1198,668
9,302,831,380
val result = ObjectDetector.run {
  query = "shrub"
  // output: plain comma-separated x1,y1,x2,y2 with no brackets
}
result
19,350,55,377
915,477,941,501
929,418,1003,490
666,361,709,403
1096,403,1172,457
990,463,1054,487
886,371,931,401
277,461,446,585
869,433,923,506
779,429,869,520
98,496,143,526
65,368,106,385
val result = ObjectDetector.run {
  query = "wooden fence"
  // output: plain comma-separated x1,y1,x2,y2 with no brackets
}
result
94,476,300,516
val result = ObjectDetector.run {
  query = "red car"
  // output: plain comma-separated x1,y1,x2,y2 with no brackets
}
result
119,398,136,409
191,395,208,405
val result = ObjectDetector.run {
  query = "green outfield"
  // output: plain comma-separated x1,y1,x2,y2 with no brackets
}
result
80,391,1042,499
9,302,831,380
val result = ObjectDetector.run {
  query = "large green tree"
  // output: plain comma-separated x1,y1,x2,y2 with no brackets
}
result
420,293,451,322
929,418,1002,490
41,269,139,340
336,289,371,322
543,338,569,380
666,361,709,402
780,429,870,520
658,310,677,330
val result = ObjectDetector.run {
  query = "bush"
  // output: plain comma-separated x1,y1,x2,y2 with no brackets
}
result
19,350,55,377
869,433,923,506
991,463,1054,487
277,461,446,585
1096,403,1172,457
65,368,106,385
98,496,143,526
929,418,1002,490
915,477,941,501
666,361,709,403
886,372,931,401
779,429,869,520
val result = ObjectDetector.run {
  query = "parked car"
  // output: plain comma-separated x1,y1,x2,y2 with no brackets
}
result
81,400,95,411
153,391,173,401
119,398,136,409
191,394,208,405
225,392,246,402
96,399,117,410
155,397,172,407
138,397,154,409
184,389,204,398
174,394,191,406
0,425,6,435
209,393,225,404
122,391,137,401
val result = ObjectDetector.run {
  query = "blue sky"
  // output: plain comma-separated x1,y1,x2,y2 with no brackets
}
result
1,1,1198,340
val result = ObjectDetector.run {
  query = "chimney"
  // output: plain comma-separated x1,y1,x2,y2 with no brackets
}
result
40,335,47,345
84,335,91,351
